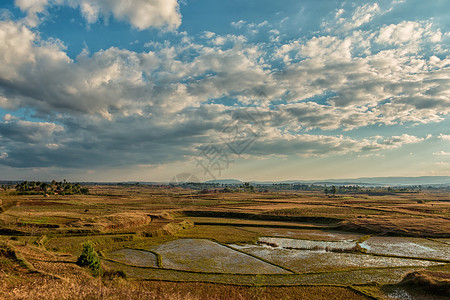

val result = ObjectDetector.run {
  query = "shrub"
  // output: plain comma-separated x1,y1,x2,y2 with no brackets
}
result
76,242,101,275
102,270,127,280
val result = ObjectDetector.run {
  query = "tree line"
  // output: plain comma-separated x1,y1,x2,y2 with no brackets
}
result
15,180,89,195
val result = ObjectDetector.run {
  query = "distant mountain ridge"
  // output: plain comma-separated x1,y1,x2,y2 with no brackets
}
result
233,176,450,186
204,179,243,184
1,176,449,186
312,176,450,186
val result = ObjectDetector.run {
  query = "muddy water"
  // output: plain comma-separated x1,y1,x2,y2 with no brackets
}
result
107,248,159,267
360,237,450,260
230,237,442,273
107,234,447,276
148,238,291,274
258,236,357,250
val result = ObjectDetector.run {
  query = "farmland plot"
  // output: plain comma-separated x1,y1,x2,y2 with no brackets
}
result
107,249,159,267
229,242,442,273
360,237,450,260
148,238,290,274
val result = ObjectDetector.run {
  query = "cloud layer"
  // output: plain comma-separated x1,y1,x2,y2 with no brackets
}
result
15,0,181,29
0,1,449,178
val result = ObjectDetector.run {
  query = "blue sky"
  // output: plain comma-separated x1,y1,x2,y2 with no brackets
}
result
0,0,449,182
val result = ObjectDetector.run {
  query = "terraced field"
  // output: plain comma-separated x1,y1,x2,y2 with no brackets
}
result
104,234,447,279
1,185,449,299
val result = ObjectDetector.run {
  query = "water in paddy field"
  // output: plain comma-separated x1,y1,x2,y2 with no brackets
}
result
107,249,159,267
148,238,290,274
106,235,447,275
229,237,442,273
359,237,450,260
257,236,357,250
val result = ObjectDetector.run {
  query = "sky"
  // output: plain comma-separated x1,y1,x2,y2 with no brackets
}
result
0,0,449,182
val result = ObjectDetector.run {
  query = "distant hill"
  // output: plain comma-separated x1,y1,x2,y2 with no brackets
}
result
249,176,450,186
318,176,450,186
204,179,243,184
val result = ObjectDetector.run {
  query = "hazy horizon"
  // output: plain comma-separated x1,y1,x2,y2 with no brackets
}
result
2,175,450,186
0,0,449,182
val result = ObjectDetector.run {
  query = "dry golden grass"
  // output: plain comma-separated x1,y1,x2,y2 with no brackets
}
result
0,275,370,300
338,216,450,237
88,212,152,231
2,186,449,236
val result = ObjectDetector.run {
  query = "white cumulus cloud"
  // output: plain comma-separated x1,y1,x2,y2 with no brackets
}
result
433,151,450,156
15,0,181,30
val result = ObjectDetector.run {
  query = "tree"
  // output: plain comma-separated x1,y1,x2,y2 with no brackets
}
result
76,242,101,275
242,182,254,192
330,185,337,197
40,182,49,193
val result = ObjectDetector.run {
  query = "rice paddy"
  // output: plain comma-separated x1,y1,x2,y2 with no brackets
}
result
107,249,159,267
105,234,444,277
230,239,442,273
147,238,290,274
257,236,357,250
360,237,450,261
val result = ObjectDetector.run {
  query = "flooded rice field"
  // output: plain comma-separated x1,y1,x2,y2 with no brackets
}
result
107,248,158,267
106,233,447,277
147,238,290,274
257,236,357,250
360,237,450,261
229,242,441,273
240,227,363,241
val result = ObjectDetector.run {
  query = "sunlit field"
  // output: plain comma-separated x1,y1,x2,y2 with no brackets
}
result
1,185,449,299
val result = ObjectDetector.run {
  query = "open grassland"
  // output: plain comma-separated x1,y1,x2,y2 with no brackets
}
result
1,185,449,299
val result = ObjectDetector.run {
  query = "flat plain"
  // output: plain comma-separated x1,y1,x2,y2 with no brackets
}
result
1,185,449,299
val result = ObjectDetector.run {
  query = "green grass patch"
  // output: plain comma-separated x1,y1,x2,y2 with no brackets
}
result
175,225,259,244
